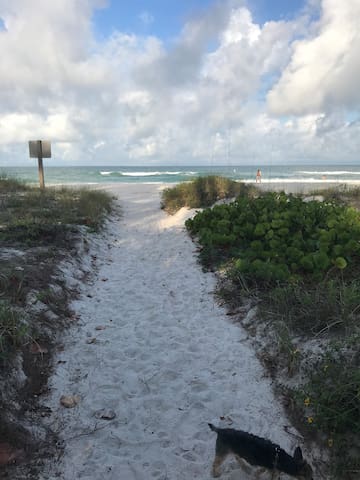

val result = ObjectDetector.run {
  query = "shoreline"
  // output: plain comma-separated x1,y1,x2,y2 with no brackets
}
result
41,180,360,196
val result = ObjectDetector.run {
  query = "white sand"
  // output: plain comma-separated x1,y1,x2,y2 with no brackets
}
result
254,180,360,195
42,183,311,480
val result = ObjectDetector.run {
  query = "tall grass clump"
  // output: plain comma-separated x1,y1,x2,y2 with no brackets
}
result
0,174,29,192
161,176,256,213
298,343,360,478
0,301,28,358
47,188,114,230
0,185,114,245
261,279,360,335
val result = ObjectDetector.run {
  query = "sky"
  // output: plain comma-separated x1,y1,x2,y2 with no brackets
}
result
0,0,359,166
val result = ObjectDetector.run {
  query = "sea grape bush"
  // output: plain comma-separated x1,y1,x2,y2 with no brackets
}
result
185,192,360,283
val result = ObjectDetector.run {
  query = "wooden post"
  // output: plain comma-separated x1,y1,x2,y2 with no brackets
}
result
37,140,45,189
29,140,51,187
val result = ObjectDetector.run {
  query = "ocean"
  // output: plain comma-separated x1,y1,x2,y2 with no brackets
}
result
1,165,360,185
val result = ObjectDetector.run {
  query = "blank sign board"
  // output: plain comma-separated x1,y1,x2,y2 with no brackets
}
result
29,140,51,158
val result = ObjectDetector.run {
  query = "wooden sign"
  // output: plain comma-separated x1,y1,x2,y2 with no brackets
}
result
28,140,51,189
29,140,51,158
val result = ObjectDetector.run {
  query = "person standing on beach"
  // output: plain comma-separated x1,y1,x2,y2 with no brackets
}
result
256,169,262,183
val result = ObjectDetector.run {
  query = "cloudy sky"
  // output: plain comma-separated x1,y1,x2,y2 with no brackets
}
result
0,0,359,166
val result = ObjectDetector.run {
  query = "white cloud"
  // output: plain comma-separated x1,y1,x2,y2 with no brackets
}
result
268,0,360,115
0,110,77,144
0,0,359,166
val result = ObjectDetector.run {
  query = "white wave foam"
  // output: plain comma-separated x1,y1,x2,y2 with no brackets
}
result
121,171,172,176
100,171,113,175
120,171,195,176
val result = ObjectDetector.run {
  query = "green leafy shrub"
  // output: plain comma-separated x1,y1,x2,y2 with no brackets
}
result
161,176,256,213
186,192,360,284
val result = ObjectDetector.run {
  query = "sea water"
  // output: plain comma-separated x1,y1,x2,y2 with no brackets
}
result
1,165,360,185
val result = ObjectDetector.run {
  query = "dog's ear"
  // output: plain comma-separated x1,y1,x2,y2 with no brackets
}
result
293,447,303,462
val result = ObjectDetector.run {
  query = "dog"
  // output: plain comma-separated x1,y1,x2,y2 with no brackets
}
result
208,424,313,479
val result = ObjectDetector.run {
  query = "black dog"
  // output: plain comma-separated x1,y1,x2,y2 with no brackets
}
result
209,424,313,479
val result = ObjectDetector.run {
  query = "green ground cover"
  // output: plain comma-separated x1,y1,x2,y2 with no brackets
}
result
186,192,360,283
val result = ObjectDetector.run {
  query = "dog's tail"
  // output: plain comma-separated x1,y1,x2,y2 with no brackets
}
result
208,423,219,433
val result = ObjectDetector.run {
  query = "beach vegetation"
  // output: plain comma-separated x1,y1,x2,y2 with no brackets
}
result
186,190,360,478
297,339,360,478
261,279,360,335
0,269,26,304
161,175,256,213
0,178,114,355
186,192,360,284
310,185,360,209
0,301,28,358
272,321,302,376
0,184,114,246
0,174,29,192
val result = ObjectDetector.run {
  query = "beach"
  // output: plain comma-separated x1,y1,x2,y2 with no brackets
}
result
255,180,360,195
37,182,316,480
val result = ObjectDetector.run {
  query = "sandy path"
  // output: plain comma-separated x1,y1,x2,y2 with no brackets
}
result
43,184,302,480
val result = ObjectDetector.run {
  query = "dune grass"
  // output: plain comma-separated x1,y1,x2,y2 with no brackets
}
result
299,339,360,478
161,175,256,213
260,278,360,478
0,177,114,356
0,173,29,192
0,182,113,246
310,185,360,209
261,279,360,335
0,301,28,358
